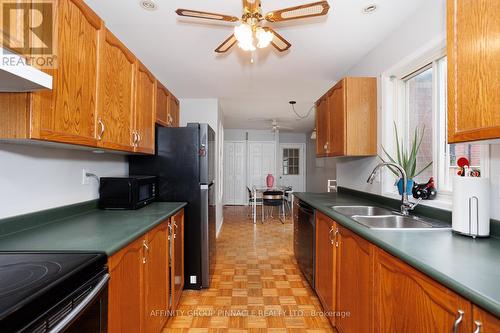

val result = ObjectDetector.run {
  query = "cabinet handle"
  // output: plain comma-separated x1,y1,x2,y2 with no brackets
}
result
334,228,339,247
168,223,173,241
168,114,173,126
328,226,334,245
472,320,482,333
173,221,178,239
142,240,149,264
137,132,142,144
97,119,105,140
132,131,139,146
453,309,464,333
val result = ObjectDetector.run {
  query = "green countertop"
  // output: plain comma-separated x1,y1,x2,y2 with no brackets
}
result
0,201,186,256
294,191,500,318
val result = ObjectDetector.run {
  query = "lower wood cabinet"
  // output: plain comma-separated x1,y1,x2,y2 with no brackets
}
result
170,209,185,310
308,208,500,333
374,248,472,333
336,225,374,333
108,208,184,333
315,211,337,326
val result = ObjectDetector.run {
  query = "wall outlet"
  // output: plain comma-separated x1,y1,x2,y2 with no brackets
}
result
190,276,197,284
82,169,90,185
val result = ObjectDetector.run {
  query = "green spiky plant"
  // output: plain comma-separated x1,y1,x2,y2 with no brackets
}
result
379,122,433,180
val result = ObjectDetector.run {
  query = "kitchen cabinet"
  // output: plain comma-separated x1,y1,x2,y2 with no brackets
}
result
374,248,472,333
156,83,180,128
315,211,337,326
170,209,185,310
315,95,329,156
0,0,102,146
336,224,374,333
134,63,156,154
144,222,169,333
473,306,500,333
447,0,500,143
315,77,377,157
109,209,184,332
108,236,144,332
97,28,136,152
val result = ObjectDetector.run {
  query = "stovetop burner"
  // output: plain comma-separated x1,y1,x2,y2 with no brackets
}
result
0,252,107,324
0,261,62,298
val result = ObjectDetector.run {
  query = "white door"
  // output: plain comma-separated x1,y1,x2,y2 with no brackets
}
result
279,144,306,192
223,141,246,205
247,141,276,188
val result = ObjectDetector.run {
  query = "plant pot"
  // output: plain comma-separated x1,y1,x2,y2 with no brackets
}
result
396,178,414,195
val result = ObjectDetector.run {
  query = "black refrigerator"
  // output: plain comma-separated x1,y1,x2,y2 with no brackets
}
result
129,123,216,289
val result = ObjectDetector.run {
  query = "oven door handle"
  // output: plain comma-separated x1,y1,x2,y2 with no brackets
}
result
48,273,110,333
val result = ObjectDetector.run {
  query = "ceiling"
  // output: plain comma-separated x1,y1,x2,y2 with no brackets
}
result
84,0,427,132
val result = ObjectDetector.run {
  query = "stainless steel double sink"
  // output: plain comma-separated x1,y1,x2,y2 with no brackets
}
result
332,206,451,230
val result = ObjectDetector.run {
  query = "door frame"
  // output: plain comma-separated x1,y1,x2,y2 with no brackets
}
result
278,143,307,192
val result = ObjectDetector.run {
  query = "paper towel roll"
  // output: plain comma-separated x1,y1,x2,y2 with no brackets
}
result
452,176,490,237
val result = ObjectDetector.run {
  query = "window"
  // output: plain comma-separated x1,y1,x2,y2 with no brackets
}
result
390,55,488,196
282,148,300,175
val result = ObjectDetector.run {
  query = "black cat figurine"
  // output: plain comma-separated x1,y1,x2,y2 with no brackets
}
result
412,177,437,200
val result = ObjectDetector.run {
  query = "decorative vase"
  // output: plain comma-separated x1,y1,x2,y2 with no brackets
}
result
397,178,414,195
266,174,275,188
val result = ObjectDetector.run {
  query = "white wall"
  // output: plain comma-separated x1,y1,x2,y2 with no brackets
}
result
306,137,338,193
0,144,127,219
180,98,225,234
224,129,276,142
335,0,500,220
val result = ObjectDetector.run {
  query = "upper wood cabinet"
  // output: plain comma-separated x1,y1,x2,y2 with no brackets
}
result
336,224,374,333
0,0,102,146
447,0,500,143
156,83,180,128
97,28,136,152
374,248,472,333
316,77,377,157
134,63,156,154
315,211,337,327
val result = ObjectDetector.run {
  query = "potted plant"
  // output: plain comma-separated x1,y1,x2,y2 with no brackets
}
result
379,123,432,195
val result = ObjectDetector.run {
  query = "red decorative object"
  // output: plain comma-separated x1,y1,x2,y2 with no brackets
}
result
266,174,275,188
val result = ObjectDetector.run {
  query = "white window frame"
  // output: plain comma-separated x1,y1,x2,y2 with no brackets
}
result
380,41,489,209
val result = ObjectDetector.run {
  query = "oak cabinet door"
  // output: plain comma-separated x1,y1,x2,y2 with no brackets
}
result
135,63,156,154
156,83,170,127
328,82,346,156
315,97,329,156
447,0,500,143
170,209,185,310
31,0,102,146
336,225,373,333
472,306,500,333
97,28,136,152
315,212,337,326
108,237,144,333
144,222,169,333
374,248,472,333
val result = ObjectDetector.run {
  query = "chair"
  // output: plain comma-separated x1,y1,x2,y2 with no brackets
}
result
247,186,262,219
283,187,293,218
262,190,285,223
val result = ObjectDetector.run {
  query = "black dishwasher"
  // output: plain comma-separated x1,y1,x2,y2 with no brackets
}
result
295,201,315,288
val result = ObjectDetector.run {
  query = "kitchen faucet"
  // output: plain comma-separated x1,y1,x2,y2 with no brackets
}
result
367,162,421,216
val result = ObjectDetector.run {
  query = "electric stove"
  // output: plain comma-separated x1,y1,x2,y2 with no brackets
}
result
0,252,108,333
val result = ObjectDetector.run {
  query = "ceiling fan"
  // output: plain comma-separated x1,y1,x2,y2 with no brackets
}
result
269,119,294,132
176,0,330,53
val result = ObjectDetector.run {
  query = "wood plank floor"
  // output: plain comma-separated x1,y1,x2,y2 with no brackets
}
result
163,206,335,333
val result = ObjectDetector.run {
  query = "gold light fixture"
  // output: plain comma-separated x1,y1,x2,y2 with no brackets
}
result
176,0,331,53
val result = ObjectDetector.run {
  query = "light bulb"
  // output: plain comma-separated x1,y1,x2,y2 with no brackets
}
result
234,23,256,51
256,27,273,49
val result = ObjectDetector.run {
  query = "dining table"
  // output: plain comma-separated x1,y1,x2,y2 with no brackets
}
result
252,186,293,224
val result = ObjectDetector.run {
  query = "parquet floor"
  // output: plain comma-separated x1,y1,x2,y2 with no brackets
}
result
163,206,335,333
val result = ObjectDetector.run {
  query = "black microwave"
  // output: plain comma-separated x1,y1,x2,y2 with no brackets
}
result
99,176,157,210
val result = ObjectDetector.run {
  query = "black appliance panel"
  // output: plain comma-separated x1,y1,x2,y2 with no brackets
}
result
296,201,315,288
98,176,156,210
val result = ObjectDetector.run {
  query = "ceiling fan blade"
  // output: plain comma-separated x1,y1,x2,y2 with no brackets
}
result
175,9,239,22
264,28,292,52
265,1,330,22
243,0,261,14
215,34,237,53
